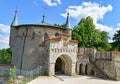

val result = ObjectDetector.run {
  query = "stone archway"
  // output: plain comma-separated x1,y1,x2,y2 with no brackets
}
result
55,57,65,74
90,70,95,75
79,63,84,75
55,55,72,75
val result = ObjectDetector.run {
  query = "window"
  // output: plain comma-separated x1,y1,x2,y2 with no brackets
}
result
44,32,48,40
55,33,60,37
32,32,35,39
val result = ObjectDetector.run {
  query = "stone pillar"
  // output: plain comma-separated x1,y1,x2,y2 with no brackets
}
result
76,63,80,74
48,63,55,76
82,64,86,74
71,62,76,75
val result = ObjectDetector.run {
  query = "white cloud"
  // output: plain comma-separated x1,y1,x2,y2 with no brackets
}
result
61,1,119,42
0,24,10,33
95,23,113,32
117,23,120,27
0,35,9,45
61,2,112,23
0,24,10,49
95,23,120,41
57,0,61,4
43,0,61,6
61,1,113,32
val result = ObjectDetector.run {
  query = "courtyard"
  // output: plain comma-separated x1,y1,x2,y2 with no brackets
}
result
27,75,120,84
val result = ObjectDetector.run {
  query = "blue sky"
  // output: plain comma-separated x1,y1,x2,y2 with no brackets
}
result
0,0,120,49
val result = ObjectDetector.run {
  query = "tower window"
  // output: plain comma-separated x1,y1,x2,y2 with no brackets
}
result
32,32,35,39
44,32,48,40
55,33,59,36
55,33,60,38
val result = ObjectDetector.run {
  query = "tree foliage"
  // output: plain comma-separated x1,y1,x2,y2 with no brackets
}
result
54,23,66,28
112,29,120,51
0,48,12,64
72,16,111,51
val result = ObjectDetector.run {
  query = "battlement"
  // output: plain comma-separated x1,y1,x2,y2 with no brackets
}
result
78,47,120,61
95,52,111,60
78,47,95,55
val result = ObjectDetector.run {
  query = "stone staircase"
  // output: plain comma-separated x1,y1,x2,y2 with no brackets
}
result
89,60,109,79
82,51,110,79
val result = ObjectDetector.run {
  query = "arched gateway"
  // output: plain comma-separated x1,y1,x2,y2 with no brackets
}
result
55,55,72,75
48,53,77,76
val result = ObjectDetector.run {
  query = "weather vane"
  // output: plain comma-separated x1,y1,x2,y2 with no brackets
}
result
41,4,47,23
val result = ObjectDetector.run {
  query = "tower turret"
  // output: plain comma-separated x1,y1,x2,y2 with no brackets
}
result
65,13,71,34
65,13,71,29
11,10,18,26
9,10,18,47
41,15,45,23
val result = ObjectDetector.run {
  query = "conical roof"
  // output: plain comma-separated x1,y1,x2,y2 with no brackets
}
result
11,10,18,26
65,13,71,29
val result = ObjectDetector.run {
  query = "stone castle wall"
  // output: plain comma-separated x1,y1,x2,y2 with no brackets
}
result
11,25,65,72
78,48,120,80
9,24,120,80
112,52,120,80
78,48,111,60
44,34,78,76
0,64,13,76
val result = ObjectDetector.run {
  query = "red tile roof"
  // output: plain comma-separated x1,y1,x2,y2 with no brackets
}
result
112,51,120,54
45,36,61,41
60,33,71,37
69,40,78,43
0,64,13,66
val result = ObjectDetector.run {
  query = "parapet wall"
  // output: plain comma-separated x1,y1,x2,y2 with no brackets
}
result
78,48,95,55
95,52,111,60
78,47,112,60
0,64,13,76
112,51,120,80
78,48,120,80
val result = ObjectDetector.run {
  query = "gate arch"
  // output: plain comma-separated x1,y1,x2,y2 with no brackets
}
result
55,54,72,75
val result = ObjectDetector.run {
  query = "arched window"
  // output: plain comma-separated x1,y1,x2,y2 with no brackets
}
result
44,32,48,40
23,32,25,36
55,33,60,37
32,32,35,39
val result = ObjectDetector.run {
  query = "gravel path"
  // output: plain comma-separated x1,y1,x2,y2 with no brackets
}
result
27,75,120,84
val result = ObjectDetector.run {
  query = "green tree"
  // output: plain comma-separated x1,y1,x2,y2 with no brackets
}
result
72,16,96,47
72,16,111,51
112,29,120,51
96,31,111,51
54,23,66,28
0,48,12,64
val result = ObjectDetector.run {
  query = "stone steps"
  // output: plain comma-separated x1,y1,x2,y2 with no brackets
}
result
89,61,109,79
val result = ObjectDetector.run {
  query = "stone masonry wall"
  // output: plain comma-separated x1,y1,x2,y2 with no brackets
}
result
112,52,120,80
0,64,13,76
78,48,120,80
45,35,78,76
11,25,65,74
95,60,116,79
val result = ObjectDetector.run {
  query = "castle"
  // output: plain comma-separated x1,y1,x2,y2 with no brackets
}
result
9,10,120,80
